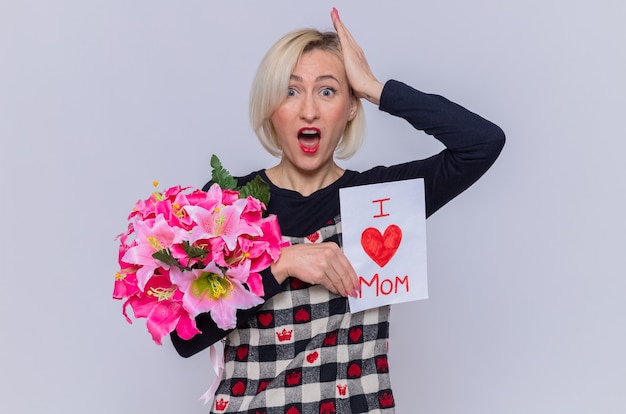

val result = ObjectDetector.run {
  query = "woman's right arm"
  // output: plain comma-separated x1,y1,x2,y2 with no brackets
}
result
170,267,284,357
171,242,359,357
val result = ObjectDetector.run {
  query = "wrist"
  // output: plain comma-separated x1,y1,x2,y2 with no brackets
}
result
270,257,290,284
358,80,384,105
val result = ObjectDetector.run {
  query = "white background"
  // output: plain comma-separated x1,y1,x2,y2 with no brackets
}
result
1,1,625,413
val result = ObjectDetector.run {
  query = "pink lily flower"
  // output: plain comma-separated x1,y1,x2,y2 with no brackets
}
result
202,181,225,206
220,188,240,206
193,236,225,268
234,215,286,272
225,236,269,273
220,215,286,274
185,199,261,252
155,188,207,231
114,230,141,299
258,215,284,260
122,214,189,290
184,188,213,206
170,261,264,330
124,273,201,345
128,184,187,222
244,271,264,297
113,271,139,300
240,195,265,224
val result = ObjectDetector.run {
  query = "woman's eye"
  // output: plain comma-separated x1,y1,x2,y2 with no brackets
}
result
287,88,297,97
321,88,336,97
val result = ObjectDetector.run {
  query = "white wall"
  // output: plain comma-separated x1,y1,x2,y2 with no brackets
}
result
1,1,625,413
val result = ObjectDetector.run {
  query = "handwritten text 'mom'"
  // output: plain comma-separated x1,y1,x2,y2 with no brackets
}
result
359,274,409,297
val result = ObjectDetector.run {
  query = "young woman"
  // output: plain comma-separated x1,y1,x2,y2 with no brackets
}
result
172,9,505,413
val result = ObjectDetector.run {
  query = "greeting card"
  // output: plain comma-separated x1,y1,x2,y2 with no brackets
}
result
340,179,428,313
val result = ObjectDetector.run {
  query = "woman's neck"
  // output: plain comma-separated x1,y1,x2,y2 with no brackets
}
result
265,161,344,197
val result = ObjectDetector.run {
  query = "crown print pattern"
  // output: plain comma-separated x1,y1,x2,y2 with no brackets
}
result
210,215,395,413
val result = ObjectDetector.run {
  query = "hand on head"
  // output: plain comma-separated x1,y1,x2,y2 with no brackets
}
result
330,8,384,105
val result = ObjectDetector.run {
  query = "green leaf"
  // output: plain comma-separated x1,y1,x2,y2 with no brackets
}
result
239,175,270,206
152,249,182,269
210,154,237,190
181,241,208,260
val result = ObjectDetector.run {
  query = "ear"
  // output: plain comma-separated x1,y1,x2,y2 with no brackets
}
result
348,96,358,121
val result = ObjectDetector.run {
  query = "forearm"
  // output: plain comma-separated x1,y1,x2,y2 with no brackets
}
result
377,80,505,216
170,267,285,357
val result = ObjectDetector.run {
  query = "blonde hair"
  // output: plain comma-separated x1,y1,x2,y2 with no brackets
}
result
249,29,365,159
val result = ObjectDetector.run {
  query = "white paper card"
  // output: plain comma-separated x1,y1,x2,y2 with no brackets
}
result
340,179,428,313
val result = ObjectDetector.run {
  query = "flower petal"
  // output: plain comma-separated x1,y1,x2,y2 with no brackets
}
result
146,300,184,345
246,272,264,297
175,312,202,340
209,281,264,330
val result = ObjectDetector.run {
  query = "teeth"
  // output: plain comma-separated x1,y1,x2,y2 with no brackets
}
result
301,129,318,135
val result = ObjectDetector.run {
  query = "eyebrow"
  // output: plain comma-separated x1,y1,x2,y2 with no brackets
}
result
289,74,340,83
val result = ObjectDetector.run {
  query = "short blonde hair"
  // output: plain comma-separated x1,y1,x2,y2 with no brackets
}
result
249,29,365,159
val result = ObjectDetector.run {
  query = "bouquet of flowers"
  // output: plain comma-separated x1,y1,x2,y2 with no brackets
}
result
113,155,285,345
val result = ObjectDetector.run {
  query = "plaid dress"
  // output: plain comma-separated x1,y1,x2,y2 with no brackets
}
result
176,80,504,414
211,216,395,413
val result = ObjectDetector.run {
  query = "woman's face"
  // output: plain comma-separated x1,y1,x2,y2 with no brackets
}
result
270,49,357,174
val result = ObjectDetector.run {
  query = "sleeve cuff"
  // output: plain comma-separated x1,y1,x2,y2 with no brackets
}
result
260,266,286,299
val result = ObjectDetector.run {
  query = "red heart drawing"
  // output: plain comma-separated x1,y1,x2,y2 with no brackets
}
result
306,232,320,243
236,346,248,361
231,380,246,396
256,381,270,393
323,331,338,346
294,308,311,322
349,327,363,342
347,362,362,378
258,313,273,327
306,351,319,363
360,224,402,268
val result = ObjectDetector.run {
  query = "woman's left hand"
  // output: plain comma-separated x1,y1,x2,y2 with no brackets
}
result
331,8,384,105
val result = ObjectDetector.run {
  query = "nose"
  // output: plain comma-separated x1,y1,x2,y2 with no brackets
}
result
299,94,320,122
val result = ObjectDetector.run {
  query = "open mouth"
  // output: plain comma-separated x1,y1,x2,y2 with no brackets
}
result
297,127,321,154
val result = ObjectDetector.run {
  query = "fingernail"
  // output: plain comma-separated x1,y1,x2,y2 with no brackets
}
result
332,7,341,21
